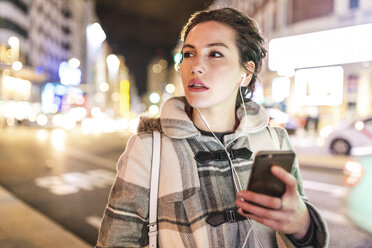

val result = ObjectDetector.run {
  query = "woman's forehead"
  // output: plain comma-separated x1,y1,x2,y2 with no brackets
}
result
185,21,237,48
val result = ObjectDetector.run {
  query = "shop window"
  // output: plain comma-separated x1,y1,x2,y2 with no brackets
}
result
62,8,71,18
349,0,359,9
61,42,70,50
291,0,334,24
293,66,344,106
61,25,71,35
0,17,28,38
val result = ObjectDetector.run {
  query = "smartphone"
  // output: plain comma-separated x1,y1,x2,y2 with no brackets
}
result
247,150,295,198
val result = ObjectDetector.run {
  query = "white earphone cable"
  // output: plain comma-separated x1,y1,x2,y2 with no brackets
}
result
196,107,243,192
195,74,249,192
195,73,264,248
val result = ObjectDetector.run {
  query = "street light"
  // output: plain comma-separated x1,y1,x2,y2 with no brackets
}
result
99,82,110,92
8,36,19,47
86,22,106,110
165,83,176,94
68,58,80,68
149,105,159,116
8,36,19,60
86,23,106,47
12,61,22,71
149,92,160,104
106,54,120,92
106,54,120,72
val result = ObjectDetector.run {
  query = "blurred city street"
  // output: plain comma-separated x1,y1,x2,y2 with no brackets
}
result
1,0,372,247
0,126,371,247
0,126,128,247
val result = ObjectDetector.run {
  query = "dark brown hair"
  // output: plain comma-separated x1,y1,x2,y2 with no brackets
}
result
180,7,267,105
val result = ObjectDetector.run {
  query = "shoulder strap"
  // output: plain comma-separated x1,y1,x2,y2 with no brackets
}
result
148,131,161,248
267,126,281,150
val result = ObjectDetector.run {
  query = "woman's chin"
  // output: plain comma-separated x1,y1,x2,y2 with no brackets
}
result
185,97,211,109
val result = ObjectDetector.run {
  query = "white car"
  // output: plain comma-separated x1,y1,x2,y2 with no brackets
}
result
323,116,372,155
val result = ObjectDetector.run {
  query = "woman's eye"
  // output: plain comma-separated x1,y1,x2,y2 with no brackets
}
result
183,51,193,58
210,51,223,58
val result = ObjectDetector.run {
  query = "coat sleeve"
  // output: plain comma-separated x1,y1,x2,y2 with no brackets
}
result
95,134,152,248
276,127,329,248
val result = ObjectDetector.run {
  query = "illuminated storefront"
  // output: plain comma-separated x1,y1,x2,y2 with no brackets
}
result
267,23,372,128
1,75,31,100
39,60,85,114
0,34,47,126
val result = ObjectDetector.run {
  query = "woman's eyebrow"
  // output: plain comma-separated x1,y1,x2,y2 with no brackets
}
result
182,43,229,50
182,44,195,50
207,42,229,49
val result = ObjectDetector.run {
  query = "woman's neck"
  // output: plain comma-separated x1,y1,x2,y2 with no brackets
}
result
192,105,237,133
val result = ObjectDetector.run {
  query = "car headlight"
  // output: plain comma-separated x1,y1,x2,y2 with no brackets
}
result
354,121,364,131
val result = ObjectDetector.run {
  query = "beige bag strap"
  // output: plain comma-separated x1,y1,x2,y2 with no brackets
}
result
267,126,281,150
276,232,297,248
148,131,161,248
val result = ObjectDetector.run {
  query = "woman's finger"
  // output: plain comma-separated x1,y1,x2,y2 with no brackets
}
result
237,190,282,210
237,208,283,231
236,197,284,221
270,165,297,194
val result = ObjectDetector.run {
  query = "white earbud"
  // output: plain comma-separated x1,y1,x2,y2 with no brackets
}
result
240,74,247,86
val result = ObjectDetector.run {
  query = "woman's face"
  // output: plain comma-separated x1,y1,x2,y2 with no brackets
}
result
180,21,247,111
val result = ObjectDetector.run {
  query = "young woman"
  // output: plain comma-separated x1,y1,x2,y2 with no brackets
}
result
96,8,328,248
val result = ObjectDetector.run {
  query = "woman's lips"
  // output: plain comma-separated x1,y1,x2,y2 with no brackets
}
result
188,79,209,92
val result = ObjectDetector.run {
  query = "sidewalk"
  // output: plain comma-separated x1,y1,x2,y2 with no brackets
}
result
297,153,347,170
0,185,91,248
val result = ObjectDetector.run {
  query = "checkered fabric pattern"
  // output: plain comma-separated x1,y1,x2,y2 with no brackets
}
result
96,97,328,248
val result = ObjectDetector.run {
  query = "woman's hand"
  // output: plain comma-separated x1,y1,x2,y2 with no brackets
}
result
236,165,310,240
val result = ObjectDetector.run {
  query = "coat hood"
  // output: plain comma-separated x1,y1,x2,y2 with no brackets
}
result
137,96,269,138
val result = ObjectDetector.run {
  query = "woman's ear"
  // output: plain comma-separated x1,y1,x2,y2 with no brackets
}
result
245,61,255,74
241,61,255,87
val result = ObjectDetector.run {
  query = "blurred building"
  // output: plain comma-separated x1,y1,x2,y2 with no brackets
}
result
145,55,172,116
0,0,87,126
85,14,140,119
28,0,84,81
0,0,140,128
0,0,86,92
254,0,372,129
91,43,137,118
212,0,372,130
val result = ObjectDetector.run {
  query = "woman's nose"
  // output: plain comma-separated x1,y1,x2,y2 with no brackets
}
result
191,57,205,75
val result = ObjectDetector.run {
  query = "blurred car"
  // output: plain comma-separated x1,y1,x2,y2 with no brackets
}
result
344,156,372,234
322,116,372,155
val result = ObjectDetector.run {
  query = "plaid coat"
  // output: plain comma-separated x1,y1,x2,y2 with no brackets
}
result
96,97,328,248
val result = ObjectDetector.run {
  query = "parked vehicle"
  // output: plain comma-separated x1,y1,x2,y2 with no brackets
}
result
344,155,372,234
323,116,372,155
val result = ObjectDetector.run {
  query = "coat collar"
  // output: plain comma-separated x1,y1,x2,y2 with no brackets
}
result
159,96,269,139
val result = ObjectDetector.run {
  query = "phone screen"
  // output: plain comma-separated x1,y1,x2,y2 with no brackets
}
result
247,150,295,198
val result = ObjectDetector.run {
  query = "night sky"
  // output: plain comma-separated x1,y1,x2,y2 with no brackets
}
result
95,0,213,96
